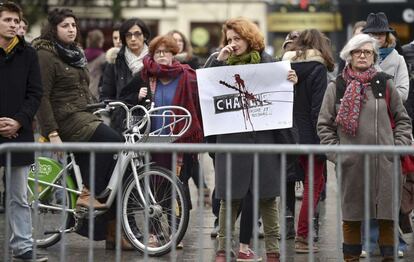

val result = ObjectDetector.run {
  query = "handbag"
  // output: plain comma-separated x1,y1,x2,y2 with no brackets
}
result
385,85,414,175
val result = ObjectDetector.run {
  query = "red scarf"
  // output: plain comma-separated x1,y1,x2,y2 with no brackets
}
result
141,55,203,143
336,64,377,136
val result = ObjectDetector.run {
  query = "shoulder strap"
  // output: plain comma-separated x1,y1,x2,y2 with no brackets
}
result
335,75,346,104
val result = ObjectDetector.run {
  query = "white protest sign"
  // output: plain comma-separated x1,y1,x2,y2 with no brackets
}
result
196,61,294,136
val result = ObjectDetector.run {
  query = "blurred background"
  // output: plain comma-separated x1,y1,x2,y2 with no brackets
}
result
14,0,414,63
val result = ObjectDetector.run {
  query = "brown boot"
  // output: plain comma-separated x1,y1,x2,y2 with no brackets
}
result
344,254,360,262
343,243,361,262
294,236,319,253
106,220,134,251
76,187,107,210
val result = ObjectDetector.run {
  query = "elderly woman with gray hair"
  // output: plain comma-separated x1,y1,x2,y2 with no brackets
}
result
317,34,412,261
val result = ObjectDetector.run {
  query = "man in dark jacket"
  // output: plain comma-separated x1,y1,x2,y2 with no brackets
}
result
402,40,414,70
0,2,46,261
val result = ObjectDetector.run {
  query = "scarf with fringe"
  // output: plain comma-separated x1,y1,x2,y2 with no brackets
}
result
141,56,203,143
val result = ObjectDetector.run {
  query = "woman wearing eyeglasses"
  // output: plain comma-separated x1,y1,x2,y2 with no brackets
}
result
137,35,203,248
101,18,151,133
317,34,412,261
361,12,411,258
362,12,409,102
140,35,203,144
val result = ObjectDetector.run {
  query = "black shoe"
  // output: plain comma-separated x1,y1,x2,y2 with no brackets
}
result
0,205,4,214
286,216,296,240
13,250,48,262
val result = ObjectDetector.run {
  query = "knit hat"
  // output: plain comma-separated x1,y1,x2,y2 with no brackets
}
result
362,12,394,33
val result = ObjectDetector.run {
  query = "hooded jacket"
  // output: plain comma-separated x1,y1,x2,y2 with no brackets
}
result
0,37,43,166
101,46,148,105
282,49,328,144
32,38,101,141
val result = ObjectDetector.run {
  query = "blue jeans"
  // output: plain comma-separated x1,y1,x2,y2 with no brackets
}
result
361,219,407,253
7,166,33,256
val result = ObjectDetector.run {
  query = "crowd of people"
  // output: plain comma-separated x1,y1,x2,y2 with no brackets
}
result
1,1,414,262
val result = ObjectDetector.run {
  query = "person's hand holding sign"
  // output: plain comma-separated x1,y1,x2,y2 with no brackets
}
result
287,70,298,84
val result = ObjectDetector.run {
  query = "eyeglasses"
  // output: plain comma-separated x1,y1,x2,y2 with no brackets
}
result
125,31,143,39
351,49,374,58
154,49,172,56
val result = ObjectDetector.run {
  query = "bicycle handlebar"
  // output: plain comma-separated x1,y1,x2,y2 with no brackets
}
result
88,100,192,143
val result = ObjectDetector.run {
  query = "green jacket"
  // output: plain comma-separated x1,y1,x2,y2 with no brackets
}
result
33,39,101,141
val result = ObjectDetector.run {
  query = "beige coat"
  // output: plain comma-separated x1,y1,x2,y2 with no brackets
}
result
317,79,412,221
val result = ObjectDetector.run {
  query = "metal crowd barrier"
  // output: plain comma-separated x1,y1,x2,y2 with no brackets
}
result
1,142,413,262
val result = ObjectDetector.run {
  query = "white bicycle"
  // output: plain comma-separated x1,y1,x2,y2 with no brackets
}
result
27,101,191,256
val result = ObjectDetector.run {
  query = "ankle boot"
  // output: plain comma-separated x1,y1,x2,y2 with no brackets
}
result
343,243,362,262
380,246,395,262
106,220,134,250
76,187,107,210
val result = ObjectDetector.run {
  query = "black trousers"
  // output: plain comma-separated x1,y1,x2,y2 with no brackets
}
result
74,123,123,194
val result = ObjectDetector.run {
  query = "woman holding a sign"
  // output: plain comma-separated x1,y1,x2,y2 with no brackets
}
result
282,28,335,254
207,17,298,262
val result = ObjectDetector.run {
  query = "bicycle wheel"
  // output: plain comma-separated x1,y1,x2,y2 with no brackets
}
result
122,166,190,256
29,177,74,248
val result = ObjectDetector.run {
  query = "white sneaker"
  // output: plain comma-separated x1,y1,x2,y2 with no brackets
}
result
360,250,367,258
361,250,403,258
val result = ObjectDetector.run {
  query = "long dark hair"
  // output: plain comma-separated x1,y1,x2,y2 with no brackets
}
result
40,8,80,43
288,29,335,72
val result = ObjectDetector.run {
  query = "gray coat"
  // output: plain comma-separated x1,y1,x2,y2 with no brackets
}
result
210,52,284,200
317,78,412,221
376,49,410,101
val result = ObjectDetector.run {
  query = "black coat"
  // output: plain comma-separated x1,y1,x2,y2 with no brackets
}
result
101,46,147,104
283,50,328,145
402,42,414,70
0,38,43,166
101,46,148,133
209,51,284,200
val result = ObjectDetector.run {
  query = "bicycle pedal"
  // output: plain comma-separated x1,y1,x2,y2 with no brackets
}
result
74,206,89,217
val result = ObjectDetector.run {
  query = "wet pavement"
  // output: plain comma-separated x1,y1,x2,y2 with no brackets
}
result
1,156,413,261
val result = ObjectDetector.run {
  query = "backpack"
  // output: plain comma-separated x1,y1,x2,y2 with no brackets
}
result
335,72,393,106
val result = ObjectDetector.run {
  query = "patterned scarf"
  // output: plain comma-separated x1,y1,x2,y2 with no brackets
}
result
125,45,148,75
141,55,203,143
336,64,377,136
54,41,87,68
226,50,261,65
